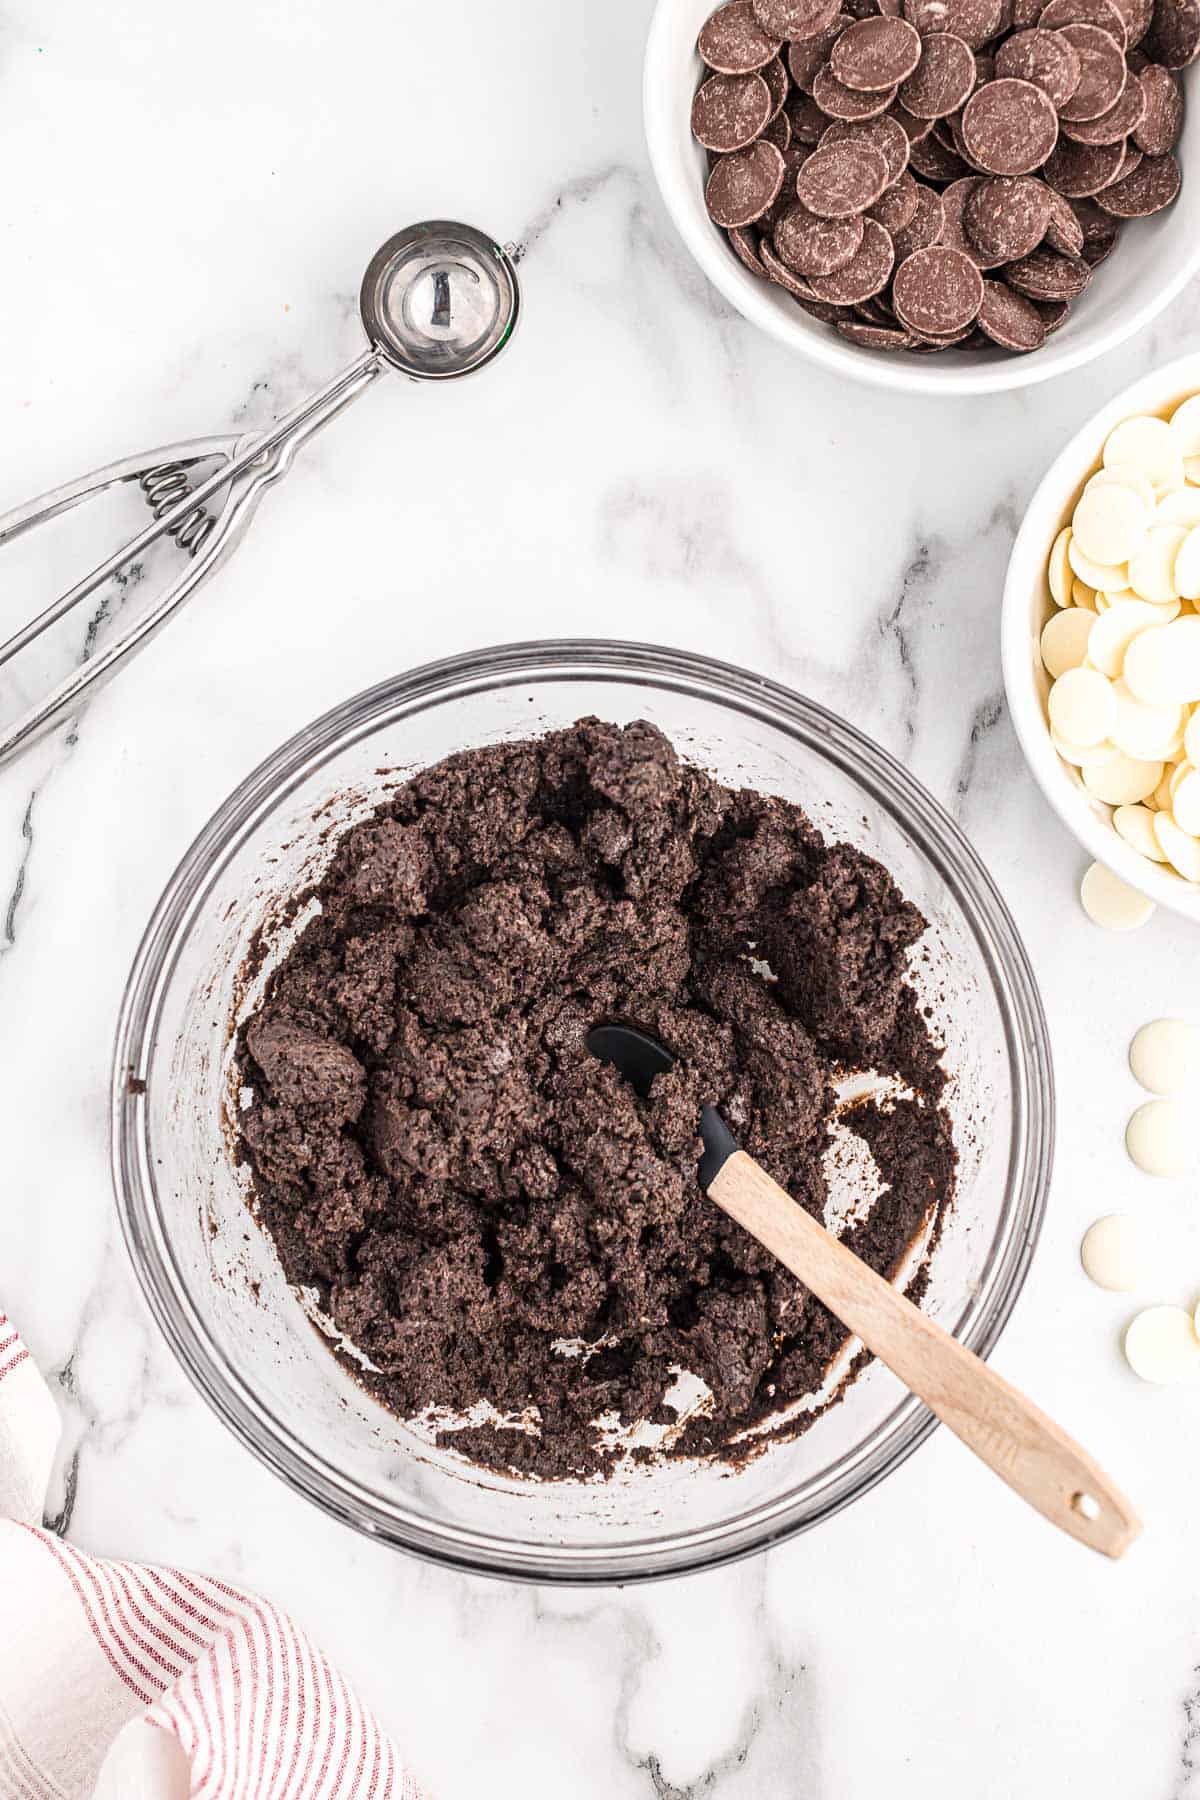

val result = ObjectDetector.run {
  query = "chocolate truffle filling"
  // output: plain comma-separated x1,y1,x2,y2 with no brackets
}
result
234,719,956,1480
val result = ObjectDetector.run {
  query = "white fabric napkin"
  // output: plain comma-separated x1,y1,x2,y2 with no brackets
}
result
0,1311,424,1800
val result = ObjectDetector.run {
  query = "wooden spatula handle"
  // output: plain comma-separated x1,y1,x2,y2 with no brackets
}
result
708,1152,1140,1558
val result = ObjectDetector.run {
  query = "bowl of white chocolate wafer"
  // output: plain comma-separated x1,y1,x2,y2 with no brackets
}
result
1003,348,1200,917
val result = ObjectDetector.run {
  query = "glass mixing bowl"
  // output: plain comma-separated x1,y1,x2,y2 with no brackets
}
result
113,640,1053,1583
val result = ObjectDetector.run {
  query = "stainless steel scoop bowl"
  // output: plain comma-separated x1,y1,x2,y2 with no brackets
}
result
0,221,520,764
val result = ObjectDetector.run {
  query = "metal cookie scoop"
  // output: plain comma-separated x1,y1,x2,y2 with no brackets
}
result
0,221,520,766
586,1021,1141,1559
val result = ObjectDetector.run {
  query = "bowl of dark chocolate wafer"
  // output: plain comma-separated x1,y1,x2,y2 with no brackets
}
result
645,0,1200,391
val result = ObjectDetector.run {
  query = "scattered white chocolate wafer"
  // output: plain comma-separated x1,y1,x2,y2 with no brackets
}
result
1079,858,1155,928
1129,1018,1200,1094
1123,1305,1200,1384
1080,1213,1145,1292
1126,1097,1196,1175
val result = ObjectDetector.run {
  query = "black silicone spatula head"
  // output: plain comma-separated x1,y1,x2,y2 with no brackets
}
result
584,1022,738,1189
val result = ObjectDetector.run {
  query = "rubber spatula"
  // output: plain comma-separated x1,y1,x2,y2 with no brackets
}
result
586,1022,1140,1558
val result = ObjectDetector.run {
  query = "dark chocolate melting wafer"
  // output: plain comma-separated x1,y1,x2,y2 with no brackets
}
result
760,232,823,293
1103,137,1144,178
1061,64,1145,134
1133,61,1184,150
978,278,1049,344
1094,147,1182,209
692,70,774,150
1143,0,1200,65
726,223,769,272
1044,131,1127,189
1068,191,1118,232
1057,22,1129,117
705,139,787,224
1038,0,1128,40
1111,0,1155,39
1081,226,1120,256
753,0,844,33
789,91,831,140
869,166,922,223
940,174,1005,262
775,201,867,270
832,14,924,87
909,126,973,175
1004,243,1093,292
1035,295,1072,327
788,14,853,85
888,96,939,138
893,242,986,329
994,26,1083,101
699,0,784,72
763,53,792,120
813,62,900,113
796,137,892,211
890,180,949,252
807,215,897,295
961,76,1061,170
837,318,922,344
903,0,1006,48
899,31,979,113
822,111,912,179
1043,183,1089,246
965,171,1053,255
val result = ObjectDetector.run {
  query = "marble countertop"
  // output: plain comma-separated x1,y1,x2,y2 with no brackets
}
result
2,0,1199,1793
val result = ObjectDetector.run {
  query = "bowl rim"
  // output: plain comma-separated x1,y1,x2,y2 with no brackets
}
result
642,0,1200,398
1001,347,1200,921
112,639,1055,1584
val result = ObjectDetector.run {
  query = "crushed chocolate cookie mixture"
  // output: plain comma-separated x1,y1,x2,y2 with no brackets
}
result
234,718,956,1480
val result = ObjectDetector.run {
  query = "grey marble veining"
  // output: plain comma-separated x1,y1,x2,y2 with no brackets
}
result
1,0,1198,1794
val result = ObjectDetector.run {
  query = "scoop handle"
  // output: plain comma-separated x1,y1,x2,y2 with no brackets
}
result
708,1151,1141,1559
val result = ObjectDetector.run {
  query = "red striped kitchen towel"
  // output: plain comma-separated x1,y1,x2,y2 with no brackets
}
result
0,1311,424,1800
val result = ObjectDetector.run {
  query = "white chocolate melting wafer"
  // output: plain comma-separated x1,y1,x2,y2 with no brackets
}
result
1129,1019,1200,1095
1124,1306,1200,1384
1048,526,1073,606
1049,667,1116,745
1113,803,1168,860
1154,811,1200,881
1126,1098,1196,1176
1104,415,1185,494
1040,609,1094,678
1080,1214,1144,1292
1082,753,1164,807
1079,860,1155,929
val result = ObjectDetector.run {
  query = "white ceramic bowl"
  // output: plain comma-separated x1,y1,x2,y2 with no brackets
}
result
643,0,1200,396
1002,349,1200,922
